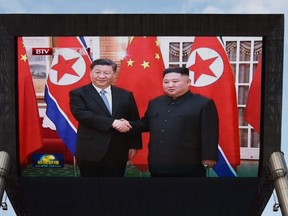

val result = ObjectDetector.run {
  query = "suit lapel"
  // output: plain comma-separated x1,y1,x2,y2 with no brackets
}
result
85,84,111,116
111,86,120,117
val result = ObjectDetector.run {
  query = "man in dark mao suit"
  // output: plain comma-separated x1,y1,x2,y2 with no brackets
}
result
70,58,142,177
128,67,219,177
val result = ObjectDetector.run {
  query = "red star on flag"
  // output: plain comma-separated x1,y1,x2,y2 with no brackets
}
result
51,55,80,82
189,52,218,83
189,37,240,175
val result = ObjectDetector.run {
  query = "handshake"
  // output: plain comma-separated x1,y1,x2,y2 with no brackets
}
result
112,119,132,133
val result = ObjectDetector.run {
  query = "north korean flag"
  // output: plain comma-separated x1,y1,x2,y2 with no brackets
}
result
44,37,92,154
187,37,240,177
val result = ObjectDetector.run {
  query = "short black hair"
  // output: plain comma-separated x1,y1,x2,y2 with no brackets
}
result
90,58,117,72
163,67,189,77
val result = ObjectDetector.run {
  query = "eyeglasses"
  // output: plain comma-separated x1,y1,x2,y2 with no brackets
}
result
91,70,114,77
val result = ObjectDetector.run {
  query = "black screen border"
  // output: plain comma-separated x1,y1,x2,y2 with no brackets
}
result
0,14,284,215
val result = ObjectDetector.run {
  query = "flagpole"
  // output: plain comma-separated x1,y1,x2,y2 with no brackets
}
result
73,156,77,177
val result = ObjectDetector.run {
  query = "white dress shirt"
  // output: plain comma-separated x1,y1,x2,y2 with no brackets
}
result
93,84,112,112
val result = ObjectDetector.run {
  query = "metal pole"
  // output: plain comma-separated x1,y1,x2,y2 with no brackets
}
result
0,151,12,203
268,152,288,216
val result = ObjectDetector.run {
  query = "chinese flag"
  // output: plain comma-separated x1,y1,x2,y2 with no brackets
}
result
187,37,240,174
116,37,165,171
18,37,43,165
245,55,262,133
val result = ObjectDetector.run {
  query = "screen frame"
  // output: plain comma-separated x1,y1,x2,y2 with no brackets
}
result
0,14,284,214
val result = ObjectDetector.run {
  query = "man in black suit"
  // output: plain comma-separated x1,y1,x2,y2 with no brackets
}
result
124,67,219,177
69,58,142,177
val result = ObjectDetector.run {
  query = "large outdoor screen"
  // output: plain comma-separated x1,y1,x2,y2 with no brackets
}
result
18,35,263,178
0,14,283,215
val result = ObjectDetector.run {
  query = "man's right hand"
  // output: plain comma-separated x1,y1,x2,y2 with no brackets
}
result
112,119,132,132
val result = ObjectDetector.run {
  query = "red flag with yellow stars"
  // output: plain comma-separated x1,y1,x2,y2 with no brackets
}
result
116,36,165,171
18,37,43,165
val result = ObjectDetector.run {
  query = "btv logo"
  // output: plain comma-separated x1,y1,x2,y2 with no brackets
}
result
32,48,53,55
